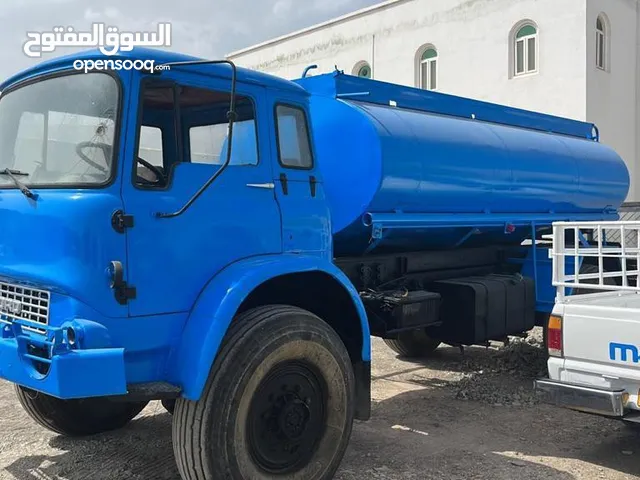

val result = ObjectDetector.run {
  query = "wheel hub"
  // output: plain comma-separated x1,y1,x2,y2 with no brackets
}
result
279,398,309,440
247,360,327,474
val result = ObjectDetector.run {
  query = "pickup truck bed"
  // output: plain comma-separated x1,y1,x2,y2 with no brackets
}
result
536,289,640,421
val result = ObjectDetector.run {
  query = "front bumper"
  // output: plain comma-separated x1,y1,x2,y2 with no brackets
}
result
0,319,128,399
534,378,627,417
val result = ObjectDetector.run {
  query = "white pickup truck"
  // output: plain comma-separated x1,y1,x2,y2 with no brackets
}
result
535,221,640,423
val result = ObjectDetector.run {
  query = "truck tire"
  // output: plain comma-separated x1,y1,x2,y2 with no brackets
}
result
172,305,355,480
15,385,148,437
383,329,441,358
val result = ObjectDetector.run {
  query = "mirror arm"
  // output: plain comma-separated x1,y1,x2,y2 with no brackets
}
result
155,59,238,219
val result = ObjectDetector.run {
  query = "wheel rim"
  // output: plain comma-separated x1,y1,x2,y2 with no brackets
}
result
247,360,327,474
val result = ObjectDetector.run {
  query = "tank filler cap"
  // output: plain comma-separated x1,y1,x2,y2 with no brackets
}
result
302,65,318,78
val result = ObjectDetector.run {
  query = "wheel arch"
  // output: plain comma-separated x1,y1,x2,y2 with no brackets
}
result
168,254,371,415
237,270,364,364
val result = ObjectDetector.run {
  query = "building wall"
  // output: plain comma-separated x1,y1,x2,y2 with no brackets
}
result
228,0,588,120
586,0,639,200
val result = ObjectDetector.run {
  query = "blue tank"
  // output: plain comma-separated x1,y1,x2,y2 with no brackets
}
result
296,72,630,256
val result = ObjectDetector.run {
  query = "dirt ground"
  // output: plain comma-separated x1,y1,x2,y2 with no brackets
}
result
1,329,640,479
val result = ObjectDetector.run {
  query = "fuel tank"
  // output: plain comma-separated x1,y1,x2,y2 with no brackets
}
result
296,73,630,256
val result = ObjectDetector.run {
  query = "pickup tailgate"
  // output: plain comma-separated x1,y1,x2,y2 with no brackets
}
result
561,292,640,384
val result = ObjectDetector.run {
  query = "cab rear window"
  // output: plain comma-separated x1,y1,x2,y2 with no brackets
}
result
275,105,313,169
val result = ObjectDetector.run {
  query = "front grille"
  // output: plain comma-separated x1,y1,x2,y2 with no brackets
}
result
0,281,50,333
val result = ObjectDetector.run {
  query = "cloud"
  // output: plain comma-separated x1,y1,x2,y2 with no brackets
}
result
312,0,356,13
273,0,293,17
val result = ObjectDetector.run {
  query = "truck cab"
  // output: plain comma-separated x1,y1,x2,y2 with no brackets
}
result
0,48,371,480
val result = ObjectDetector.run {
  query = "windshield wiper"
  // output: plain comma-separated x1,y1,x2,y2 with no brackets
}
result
0,168,36,200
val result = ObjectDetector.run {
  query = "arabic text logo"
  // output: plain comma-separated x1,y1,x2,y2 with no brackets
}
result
23,23,172,58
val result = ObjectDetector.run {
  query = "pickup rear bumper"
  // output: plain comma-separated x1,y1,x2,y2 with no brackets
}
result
534,378,627,417
0,319,128,400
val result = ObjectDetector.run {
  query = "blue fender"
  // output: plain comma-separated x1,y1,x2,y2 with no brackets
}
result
167,254,371,400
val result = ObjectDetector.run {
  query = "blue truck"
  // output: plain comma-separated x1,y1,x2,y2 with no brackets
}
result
0,47,630,479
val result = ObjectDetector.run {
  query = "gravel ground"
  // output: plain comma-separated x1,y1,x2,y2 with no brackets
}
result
1,328,640,479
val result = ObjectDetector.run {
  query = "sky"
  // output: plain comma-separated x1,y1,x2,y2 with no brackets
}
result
0,0,382,81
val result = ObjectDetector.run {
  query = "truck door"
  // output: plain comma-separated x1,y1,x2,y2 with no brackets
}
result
269,98,331,257
120,73,282,316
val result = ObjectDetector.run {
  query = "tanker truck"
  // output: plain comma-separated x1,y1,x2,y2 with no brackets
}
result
0,47,630,480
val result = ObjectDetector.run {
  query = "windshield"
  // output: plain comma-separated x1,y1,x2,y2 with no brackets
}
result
0,72,119,188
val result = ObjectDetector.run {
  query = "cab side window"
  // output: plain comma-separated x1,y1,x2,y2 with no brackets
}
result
134,82,258,188
188,101,258,166
135,84,175,188
137,126,164,183
275,105,313,169
181,86,258,167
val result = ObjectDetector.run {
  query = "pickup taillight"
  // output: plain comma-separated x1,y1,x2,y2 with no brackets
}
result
547,314,563,357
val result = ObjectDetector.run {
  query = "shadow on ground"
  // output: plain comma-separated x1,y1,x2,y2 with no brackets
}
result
4,341,640,480
4,412,177,480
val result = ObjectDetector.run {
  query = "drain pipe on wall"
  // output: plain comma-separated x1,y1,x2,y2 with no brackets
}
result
371,33,376,79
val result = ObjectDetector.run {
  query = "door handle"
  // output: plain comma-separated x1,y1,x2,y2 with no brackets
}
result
246,183,275,190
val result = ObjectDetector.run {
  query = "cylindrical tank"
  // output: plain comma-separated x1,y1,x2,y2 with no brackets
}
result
307,96,630,256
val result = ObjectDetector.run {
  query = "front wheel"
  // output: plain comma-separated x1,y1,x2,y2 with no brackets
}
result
172,305,355,480
15,385,148,436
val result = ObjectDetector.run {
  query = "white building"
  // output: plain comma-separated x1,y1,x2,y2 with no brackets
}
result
227,0,640,201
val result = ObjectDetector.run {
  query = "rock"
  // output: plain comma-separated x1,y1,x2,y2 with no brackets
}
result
449,328,549,407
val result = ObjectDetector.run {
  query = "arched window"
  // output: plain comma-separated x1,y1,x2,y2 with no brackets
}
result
596,14,608,70
418,47,438,90
358,64,372,78
514,23,537,76
353,61,372,79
